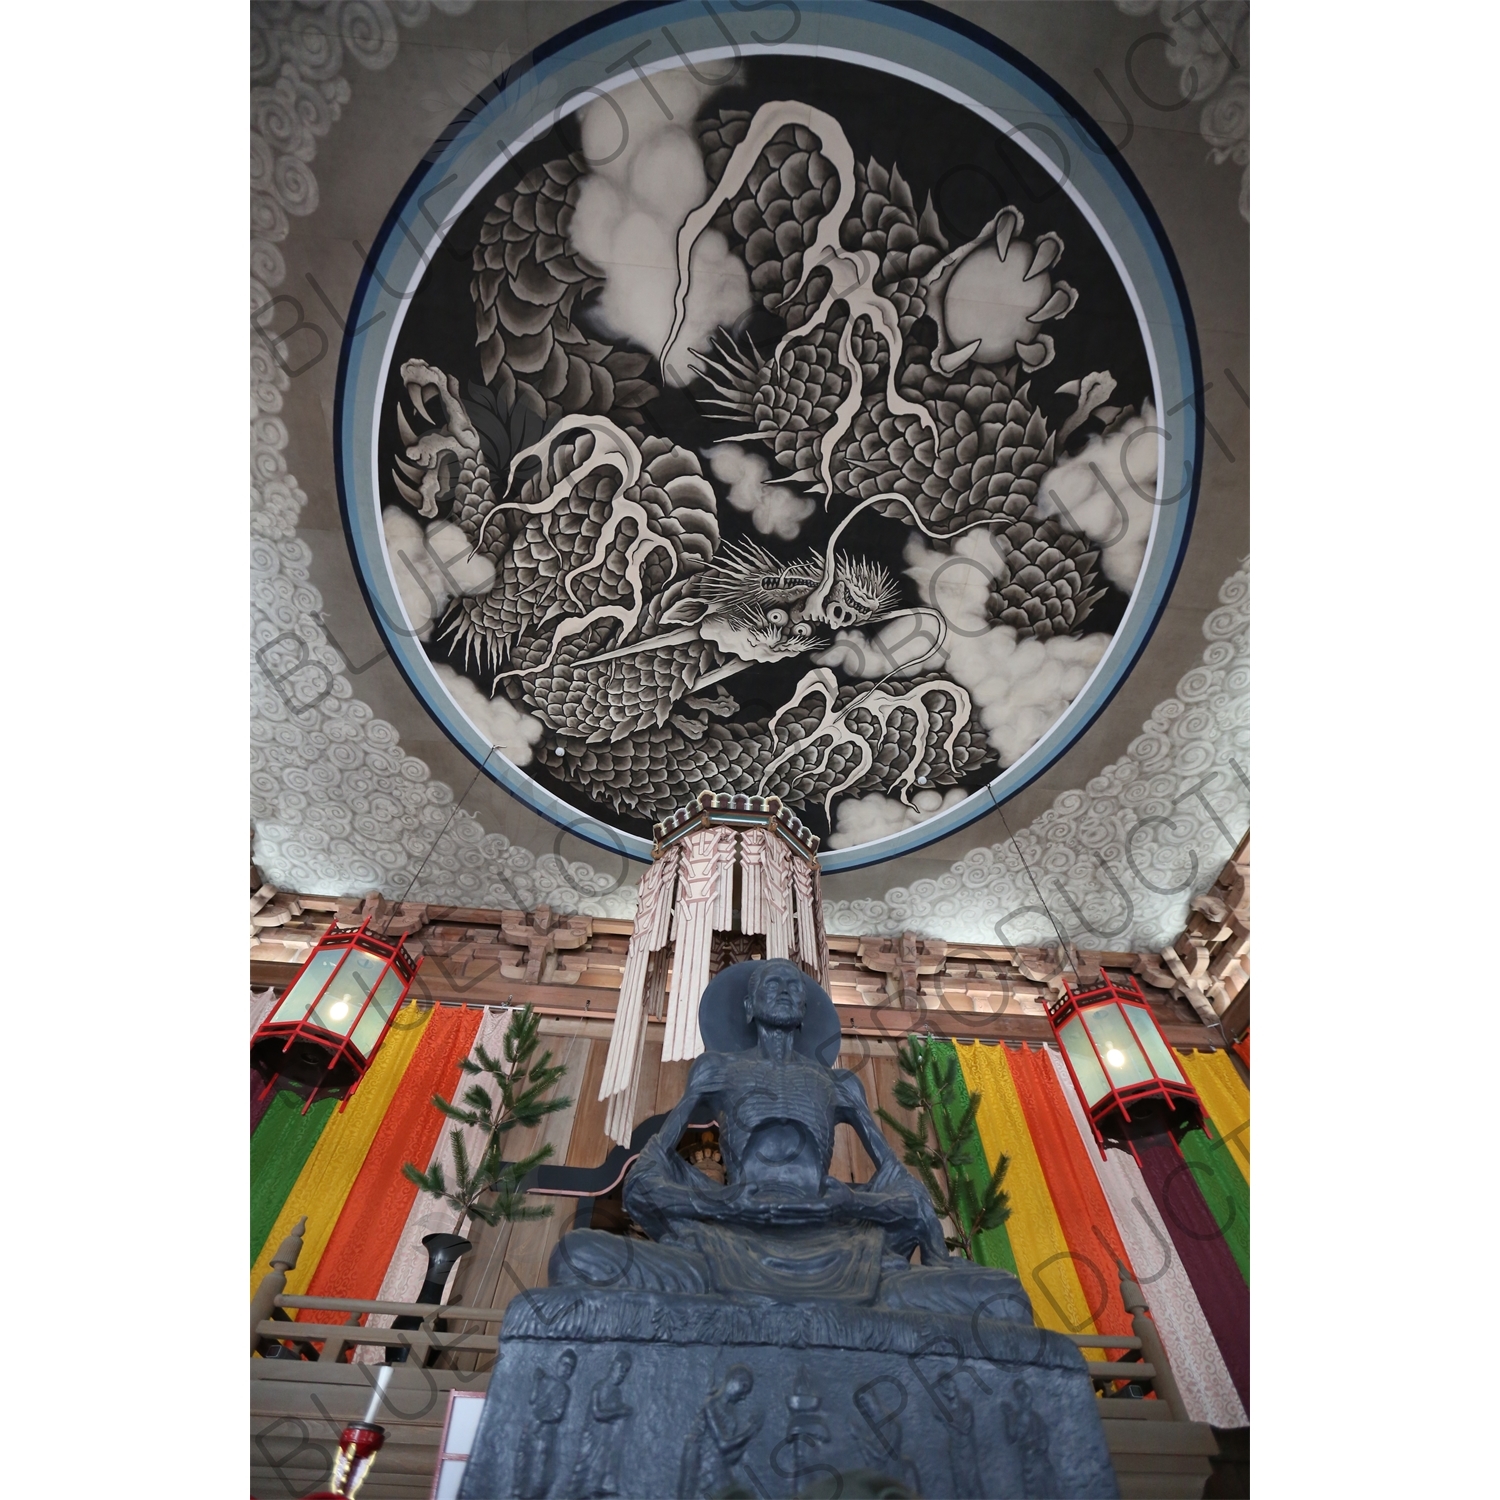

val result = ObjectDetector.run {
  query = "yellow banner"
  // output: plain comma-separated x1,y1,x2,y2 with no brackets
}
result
249,1003,431,1303
955,1042,1104,1355
1179,1050,1250,1182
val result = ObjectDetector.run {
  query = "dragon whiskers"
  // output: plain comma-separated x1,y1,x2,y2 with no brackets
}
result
758,667,975,817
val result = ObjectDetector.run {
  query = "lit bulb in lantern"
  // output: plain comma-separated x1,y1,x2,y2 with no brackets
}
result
329,998,350,1021
1105,1046,1126,1069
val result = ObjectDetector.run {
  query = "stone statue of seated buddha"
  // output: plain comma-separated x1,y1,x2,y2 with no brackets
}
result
459,959,1118,1498
549,958,1032,1323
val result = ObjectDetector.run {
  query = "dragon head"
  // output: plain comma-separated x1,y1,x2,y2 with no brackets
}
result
700,600,829,664
817,553,900,630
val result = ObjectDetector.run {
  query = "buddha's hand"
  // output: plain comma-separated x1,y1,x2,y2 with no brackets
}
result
858,1161,948,1260
868,1157,914,1195
818,1176,857,1212
702,1183,838,1226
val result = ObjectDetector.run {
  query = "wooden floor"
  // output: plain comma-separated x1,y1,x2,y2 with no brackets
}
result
1098,1402,1220,1498
252,1360,484,1500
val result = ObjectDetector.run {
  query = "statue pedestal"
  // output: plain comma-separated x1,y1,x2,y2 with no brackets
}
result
458,1288,1118,1499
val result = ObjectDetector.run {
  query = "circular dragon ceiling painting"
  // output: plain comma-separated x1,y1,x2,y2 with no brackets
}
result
337,2,1199,871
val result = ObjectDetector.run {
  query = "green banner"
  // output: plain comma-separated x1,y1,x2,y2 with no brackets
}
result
251,1090,335,1263
1177,1122,1249,1285
922,1039,1017,1273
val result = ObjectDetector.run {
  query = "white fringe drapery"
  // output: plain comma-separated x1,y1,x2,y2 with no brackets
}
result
352,1005,514,1363
251,986,279,1035
790,854,823,975
597,808,828,1146
1046,1048,1249,1427
600,843,682,1143
763,833,792,961
662,827,736,1064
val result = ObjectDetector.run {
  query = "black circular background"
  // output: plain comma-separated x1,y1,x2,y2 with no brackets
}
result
378,54,1152,844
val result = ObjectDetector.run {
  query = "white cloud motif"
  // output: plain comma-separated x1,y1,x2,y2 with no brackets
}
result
827,787,969,850
706,444,816,540
432,663,543,768
251,5,637,921
822,563,1250,949
1036,405,1160,594
384,507,496,640
816,530,1109,767
569,69,753,386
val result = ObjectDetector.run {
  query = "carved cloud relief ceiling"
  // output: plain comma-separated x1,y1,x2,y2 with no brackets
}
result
250,1,1247,951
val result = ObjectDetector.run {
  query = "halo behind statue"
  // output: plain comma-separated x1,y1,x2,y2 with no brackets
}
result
698,961,843,1066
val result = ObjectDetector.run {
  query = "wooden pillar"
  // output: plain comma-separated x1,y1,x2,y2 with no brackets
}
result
249,1215,305,1353
1116,1259,1190,1422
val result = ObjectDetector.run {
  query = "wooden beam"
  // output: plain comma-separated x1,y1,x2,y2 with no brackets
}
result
250,963,1228,1049
1219,980,1249,1042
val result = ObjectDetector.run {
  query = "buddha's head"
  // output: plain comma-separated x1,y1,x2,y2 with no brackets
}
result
746,959,808,1033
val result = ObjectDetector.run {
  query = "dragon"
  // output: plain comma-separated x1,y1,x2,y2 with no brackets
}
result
385,99,1130,830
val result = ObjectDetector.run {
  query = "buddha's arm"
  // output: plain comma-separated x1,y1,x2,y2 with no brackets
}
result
833,1069,949,1263
621,1055,735,1237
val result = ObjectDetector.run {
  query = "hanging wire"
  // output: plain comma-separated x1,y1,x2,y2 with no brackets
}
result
995,805,1081,983
395,745,499,910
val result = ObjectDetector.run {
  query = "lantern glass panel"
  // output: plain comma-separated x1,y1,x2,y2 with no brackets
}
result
350,965,407,1057
271,948,347,1026
308,947,391,1037
1082,1004,1154,1090
1123,1002,1186,1083
1058,1014,1110,1106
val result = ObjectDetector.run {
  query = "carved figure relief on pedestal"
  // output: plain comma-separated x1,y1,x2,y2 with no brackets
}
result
678,1364,763,1500
515,1349,576,1500
567,1350,634,1498
1003,1377,1061,1499
934,1370,983,1500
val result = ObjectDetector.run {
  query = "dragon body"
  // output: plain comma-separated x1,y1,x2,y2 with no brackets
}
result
385,95,1134,831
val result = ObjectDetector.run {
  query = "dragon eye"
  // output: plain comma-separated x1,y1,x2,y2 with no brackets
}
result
766,608,789,626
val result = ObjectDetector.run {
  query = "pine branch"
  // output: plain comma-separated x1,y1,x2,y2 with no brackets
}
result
458,1084,496,1117
450,1131,473,1194
431,1093,480,1125
402,1003,572,1225
879,1034,1007,1262
402,1161,445,1196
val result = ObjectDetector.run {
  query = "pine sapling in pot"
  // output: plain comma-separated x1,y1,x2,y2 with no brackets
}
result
403,1003,573,1237
877,1033,1011,1261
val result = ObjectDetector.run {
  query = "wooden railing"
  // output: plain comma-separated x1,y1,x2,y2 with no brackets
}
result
256,1224,1192,1412
251,1219,504,1368
1066,1261,1195,1422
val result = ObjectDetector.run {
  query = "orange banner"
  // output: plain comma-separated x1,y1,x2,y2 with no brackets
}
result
298,1004,483,1313
1004,1044,1138,1350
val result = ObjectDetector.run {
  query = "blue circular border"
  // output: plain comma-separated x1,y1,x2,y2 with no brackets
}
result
334,0,1201,873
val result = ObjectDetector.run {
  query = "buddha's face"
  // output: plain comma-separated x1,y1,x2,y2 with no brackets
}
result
746,961,807,1031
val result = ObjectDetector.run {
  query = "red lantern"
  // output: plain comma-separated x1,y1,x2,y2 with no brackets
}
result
1044,968,1206,1160
252,916,422,1112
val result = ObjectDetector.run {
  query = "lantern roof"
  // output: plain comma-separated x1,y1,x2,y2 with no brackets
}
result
1044,965,1209,1158
653,791,819,860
